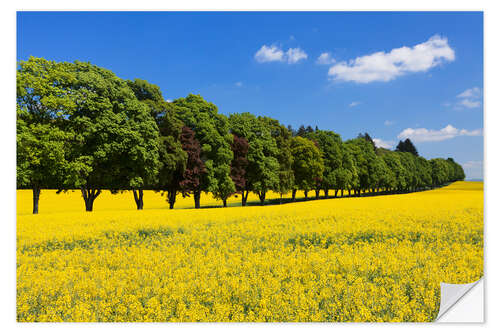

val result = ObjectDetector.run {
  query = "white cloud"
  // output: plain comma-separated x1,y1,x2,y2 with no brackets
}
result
456,87,481,109
373,138,395,149
254,45,285,63
397,124,482,143
384,120,395,126
459,99,481,108
166,99,172,103
316,52,336,65
349,101,361,107
462,160,483,180
286,47,308,64
235,81,243,87
328,35,455,83
457,87,480,99
254,44,307,64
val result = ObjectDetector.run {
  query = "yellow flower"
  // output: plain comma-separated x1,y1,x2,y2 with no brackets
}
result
17,182,483,322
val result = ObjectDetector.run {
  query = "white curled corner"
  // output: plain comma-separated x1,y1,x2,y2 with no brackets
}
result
435,278,484,322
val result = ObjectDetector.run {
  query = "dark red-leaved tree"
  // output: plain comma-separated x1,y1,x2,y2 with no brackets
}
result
229,134,249,207
179,126,206,208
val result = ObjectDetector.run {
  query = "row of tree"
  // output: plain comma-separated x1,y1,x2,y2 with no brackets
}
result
17,57,465,214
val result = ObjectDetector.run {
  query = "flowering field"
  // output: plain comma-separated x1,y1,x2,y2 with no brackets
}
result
16,181,483,322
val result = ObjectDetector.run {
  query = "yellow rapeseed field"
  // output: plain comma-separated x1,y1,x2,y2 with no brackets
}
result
16,181,483,322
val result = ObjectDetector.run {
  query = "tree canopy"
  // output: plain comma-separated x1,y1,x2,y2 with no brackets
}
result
290,136,324,198
16,57,467,213
395,138,419,156
174,94,235,207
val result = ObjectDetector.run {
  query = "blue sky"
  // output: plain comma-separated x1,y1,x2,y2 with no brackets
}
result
17,11,483,179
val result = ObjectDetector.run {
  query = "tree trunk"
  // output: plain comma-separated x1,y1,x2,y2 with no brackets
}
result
81,186,101,212
334,189,338,198
304,190,308,199
32,186,41,214
194,190,201,209
292,189,297,201
348,189,351,196
340,189,343,197
324,189,329,198
133,189,144,210
223,198,227,207
315,189,320,199
168,189,176,209
258,191,266,205
242,190,249,206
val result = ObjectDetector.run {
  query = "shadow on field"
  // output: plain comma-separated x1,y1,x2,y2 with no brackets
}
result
181,183,455,210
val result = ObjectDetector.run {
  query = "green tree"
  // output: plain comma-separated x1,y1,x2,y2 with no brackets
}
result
290,136,324,199
332,143,358,197
127,79,186,209
381,150,406,192
174,94,234,208
395,138,419,156
358,132,377,152
229,134,249,207
16,109,70,214
370,155,392,193
16,57,77,213
398,152,418,192
430,158,448,187
306,130,343,198
344,137,377,196
229,113,280,205
415,156,432,190
56,60,160,211
258,117,294,203
446,158,466,181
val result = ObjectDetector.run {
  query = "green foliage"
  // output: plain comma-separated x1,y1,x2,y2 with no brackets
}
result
430,158,449,186
174,94,235,201
415,157,432,189
17,57,77,125
344,137,378,192
229,113,280,197
381,151,407,191
127,79,187,193
60,61,160,191
261,117,295,196
16,107,70,190
17,57,161,212
395,138,419,156
16,56,468,211
305,130,342,192
398,152,418,191
333,143,358,193
290,136,324,192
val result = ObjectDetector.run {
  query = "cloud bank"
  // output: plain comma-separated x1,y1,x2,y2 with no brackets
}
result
456,87,481,109
373,138,395,149
397,124,482,143
328,35,455,83
255,45,308,64
316,52,336,65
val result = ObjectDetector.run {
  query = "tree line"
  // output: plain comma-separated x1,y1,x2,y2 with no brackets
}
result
17,57,465,214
